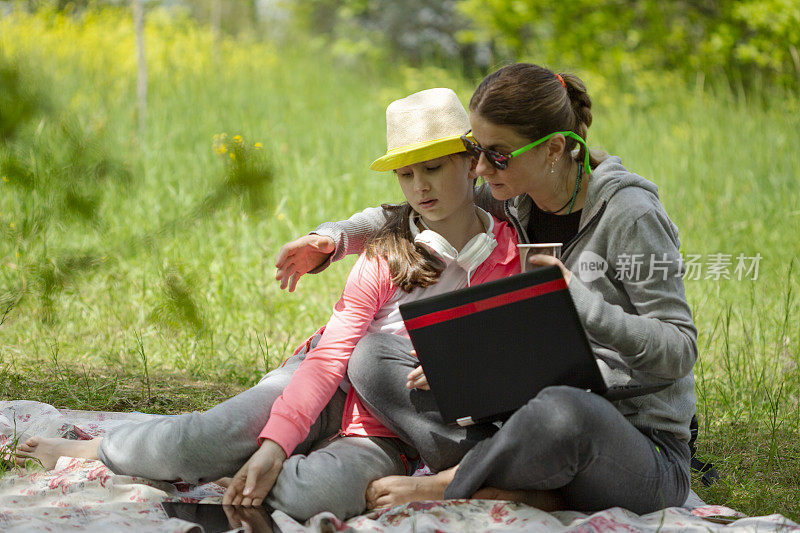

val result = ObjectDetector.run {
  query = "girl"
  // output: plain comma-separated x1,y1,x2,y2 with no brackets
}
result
16,87,520,521
278,64,697,515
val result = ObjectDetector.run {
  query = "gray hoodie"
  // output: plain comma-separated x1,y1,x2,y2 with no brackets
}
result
313,156,697,441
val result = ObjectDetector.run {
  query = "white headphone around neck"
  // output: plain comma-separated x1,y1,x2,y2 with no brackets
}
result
411,212,497,276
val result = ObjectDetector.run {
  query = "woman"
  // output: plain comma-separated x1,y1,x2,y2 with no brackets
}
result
276,63,697,514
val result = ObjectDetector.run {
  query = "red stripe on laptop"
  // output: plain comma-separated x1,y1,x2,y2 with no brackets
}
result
404,278,568,330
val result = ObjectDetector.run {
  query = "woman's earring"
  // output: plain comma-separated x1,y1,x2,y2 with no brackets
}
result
550,159,558,174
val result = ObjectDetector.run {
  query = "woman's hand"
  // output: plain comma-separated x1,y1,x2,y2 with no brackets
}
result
406,363,429,390
274,234,336,292
526,254,572,284
223,440,287,507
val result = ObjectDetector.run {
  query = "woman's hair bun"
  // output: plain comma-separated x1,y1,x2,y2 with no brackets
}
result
560,73,592,138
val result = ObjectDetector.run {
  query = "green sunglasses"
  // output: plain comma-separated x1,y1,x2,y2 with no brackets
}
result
461,130,591,175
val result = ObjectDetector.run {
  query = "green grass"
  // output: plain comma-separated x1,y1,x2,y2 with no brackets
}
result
1,7,799,522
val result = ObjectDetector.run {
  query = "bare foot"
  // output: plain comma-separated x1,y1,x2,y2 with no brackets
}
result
472,487,565,512
15,436,102,470
366,467,457,509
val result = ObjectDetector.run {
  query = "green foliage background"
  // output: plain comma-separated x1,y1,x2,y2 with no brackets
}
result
290,0,800,90
1,1,799,521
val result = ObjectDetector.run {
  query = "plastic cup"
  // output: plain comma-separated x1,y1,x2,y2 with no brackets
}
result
518,243,562,272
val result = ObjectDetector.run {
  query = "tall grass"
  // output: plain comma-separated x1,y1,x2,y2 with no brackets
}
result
0,6,799,520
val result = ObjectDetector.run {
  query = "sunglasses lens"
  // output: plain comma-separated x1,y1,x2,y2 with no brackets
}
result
461,137,480,159
488,152,509,170
461,135,510,170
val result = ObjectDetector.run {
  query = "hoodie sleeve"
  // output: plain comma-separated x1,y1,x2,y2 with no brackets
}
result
309,207,389,273
473,183,510,222
310,184,510,274
568,207,698,380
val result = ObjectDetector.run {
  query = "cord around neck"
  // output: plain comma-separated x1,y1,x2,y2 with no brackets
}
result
539,160,583,215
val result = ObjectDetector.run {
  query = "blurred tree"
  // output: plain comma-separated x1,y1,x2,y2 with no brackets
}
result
17,0,265,36
455,0,800,89
0,58,50,142
285,0,486,69
179,0,260,35
15,0,798,89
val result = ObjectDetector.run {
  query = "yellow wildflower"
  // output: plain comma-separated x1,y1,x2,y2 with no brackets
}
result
9,222,15,229
229,152,236,160
277,213,285,220
233,135,243,144
216,144,228,154
2,176,7,182
254,142,263,149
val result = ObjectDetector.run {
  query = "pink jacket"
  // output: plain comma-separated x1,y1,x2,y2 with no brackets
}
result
259,218,521,456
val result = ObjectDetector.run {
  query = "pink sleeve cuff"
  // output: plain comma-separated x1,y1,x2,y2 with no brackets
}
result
258,413,306,457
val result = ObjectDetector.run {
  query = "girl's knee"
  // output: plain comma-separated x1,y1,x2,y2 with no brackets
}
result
269,461,363,521
349,333,413,387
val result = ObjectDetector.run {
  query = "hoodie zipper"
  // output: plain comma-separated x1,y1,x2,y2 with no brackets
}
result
504,200,529,243
507,197,608,260
561,200,608,261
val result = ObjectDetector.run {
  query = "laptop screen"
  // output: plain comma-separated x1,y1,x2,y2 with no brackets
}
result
400,266,606,425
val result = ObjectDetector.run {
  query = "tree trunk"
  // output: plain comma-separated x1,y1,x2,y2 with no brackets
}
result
211,0,222,36
133,0,147,138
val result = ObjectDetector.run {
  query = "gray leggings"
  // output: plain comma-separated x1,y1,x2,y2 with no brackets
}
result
348,333,496,473
97,340,413,521
348,332,691,514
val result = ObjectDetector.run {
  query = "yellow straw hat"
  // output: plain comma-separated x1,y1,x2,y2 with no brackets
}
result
370,88,470,172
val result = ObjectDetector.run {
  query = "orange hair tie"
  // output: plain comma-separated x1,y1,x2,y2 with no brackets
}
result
556,73,566,89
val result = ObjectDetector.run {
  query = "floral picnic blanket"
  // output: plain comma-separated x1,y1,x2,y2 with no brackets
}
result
1,400,797,532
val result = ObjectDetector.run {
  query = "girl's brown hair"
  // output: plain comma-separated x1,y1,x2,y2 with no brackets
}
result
469,63,606,169
365,203,444,292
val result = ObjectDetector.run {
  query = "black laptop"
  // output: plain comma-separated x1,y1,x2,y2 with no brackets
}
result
399,265,669,426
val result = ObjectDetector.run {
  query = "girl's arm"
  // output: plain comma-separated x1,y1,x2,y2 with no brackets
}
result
262,253,396,456
225,254,394,506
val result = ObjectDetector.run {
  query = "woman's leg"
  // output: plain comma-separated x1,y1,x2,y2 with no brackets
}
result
347,333,496,473
267,436,413,521
444,385,691,514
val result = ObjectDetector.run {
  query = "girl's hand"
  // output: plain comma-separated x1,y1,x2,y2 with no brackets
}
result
406,364,429,390
526,254,572,284
274,234,336,292
223,440,287,507
222,504,272,532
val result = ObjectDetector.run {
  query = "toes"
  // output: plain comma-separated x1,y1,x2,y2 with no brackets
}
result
376,496,394,509
366,481,388,500
12,448,32,458
24,436,40,447
13,454,39,468
16,443,34,454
